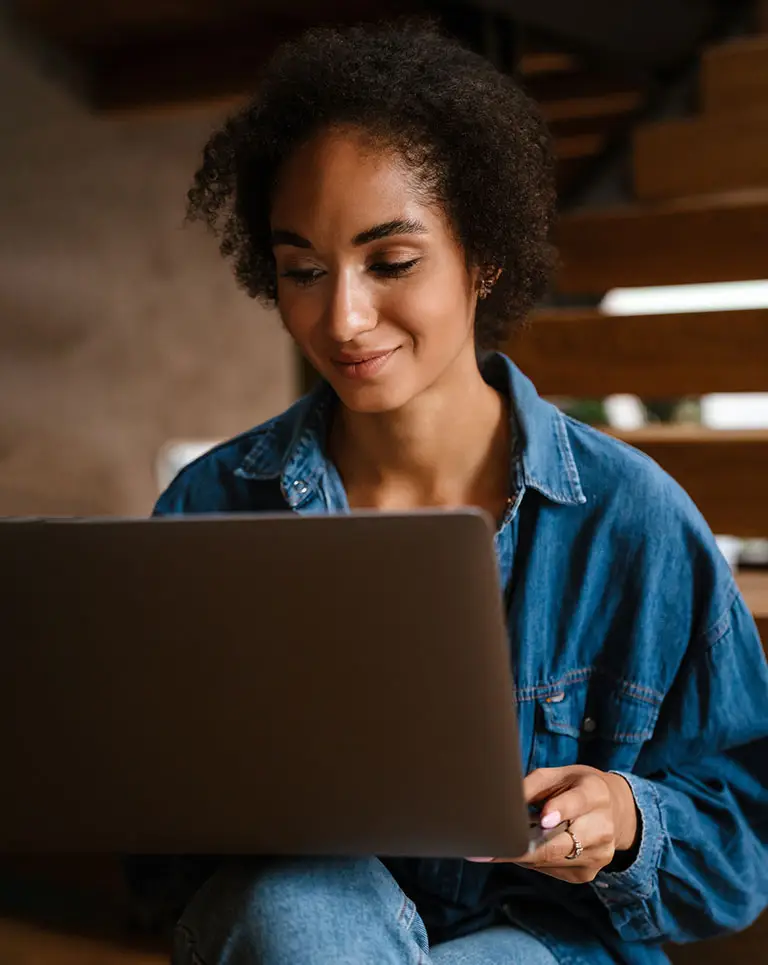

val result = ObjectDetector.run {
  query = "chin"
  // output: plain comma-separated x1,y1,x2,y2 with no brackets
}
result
331,380,413,414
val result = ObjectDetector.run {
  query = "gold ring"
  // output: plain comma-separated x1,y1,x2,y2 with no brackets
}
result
564,828,583,860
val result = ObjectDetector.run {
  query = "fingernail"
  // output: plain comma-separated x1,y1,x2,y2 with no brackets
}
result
466,857,495,863
540,811,562,830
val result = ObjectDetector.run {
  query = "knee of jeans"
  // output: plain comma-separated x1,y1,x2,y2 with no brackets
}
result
173,856,426,965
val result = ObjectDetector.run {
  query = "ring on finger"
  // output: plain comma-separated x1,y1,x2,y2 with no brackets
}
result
564,828,584,860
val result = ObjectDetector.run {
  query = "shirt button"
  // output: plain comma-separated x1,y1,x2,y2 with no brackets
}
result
594,880,610,889
292,480,309,496
582,717,597,733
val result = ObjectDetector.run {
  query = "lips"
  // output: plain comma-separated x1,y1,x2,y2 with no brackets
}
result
331,347,399,380
334,350,396,365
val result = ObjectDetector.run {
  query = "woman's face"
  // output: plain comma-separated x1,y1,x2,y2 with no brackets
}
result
270,128,481,413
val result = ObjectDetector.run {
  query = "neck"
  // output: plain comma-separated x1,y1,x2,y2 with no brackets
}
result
330,349,511,512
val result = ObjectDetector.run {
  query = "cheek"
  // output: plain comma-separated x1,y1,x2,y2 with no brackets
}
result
278,290,320,348
388,269,474,346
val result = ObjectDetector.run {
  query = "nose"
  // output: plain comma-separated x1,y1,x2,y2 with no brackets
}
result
324,269,376,344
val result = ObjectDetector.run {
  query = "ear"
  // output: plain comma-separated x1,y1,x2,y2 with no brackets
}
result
468,263,483,298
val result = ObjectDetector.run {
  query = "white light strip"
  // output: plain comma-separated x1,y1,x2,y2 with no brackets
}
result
701,394,768,430
601,280,768,316
156,440,219,491
604,395,646,430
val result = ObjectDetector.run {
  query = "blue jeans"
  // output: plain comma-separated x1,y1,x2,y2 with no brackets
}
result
172,857,559,964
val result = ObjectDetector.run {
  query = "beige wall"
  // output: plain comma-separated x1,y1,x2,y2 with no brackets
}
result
0,22,295,517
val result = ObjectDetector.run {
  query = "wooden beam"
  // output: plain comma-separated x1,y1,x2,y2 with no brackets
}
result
606,427,768,538
507,309,768,397
80,34,260,110
555,190,768,293
12,1,368,41
634,108,768,200
702,35,768,114
11,2,413,111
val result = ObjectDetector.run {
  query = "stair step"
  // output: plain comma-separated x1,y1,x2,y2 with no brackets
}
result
702,35,768,114
634,108,768,200
737,571,768,644
508,309,768,397
555,190,768,291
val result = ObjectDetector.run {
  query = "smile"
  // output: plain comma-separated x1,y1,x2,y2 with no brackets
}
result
331,349,399,380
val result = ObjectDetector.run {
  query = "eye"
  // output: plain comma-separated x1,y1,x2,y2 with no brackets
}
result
370,258,420,279
279,268,324,287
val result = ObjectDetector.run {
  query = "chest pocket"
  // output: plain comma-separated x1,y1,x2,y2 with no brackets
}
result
529,677,661,773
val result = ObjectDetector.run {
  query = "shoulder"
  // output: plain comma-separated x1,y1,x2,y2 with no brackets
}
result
563,414,708,535
558,413,738,639
153,393,317,515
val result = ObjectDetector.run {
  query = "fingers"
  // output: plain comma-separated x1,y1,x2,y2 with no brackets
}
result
489,766,622,883
467,815,614,877
515,825,581,866
517,833,571,865
539,773,610,828
522,766,575,806
515,813,614,874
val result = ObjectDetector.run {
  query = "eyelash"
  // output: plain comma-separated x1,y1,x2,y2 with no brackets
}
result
280,259,420,287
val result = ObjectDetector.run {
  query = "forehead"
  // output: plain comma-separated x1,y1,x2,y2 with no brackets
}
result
270,128,441,241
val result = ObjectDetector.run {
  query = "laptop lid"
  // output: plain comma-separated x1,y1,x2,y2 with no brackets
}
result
1,511,532,857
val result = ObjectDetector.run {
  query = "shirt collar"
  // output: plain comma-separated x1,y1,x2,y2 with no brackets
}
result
236,352,585,509
484,353,586,507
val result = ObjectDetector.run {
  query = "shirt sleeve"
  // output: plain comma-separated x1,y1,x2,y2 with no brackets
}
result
590,591,768,944
152,483,186,516
152,453,231,516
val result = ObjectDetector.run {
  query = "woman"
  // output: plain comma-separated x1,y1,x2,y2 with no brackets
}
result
155,20,768,965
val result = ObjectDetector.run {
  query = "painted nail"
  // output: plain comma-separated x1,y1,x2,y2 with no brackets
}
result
540,811,562,830
466,857,495,862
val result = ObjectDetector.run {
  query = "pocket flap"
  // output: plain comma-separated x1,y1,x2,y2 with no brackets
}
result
538,679,660,744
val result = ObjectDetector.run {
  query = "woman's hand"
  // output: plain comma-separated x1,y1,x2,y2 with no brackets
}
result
469,765,640,883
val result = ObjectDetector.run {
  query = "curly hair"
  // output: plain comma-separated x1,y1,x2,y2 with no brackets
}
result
187,19,557,349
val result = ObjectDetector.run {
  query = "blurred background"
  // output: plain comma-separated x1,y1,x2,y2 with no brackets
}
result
1,1,767,962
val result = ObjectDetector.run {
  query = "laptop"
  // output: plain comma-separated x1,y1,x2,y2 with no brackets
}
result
0,511,565,857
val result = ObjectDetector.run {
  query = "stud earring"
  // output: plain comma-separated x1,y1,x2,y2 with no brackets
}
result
477,267,502,300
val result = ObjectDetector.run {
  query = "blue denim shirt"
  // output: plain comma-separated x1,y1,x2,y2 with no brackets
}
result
155,353,768,963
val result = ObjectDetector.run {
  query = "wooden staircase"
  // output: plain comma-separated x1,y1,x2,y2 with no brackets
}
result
556,33,768,290
532,24,768,572
510,28,768,962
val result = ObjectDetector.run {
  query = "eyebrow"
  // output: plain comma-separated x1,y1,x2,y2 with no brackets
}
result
270,218,428,249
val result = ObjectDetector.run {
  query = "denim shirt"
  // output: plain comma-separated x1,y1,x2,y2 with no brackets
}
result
155,353,768,964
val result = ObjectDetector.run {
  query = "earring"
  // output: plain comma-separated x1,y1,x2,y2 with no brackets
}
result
478,267,502,300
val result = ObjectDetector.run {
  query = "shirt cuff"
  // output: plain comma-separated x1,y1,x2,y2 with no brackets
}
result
591,770,665,900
